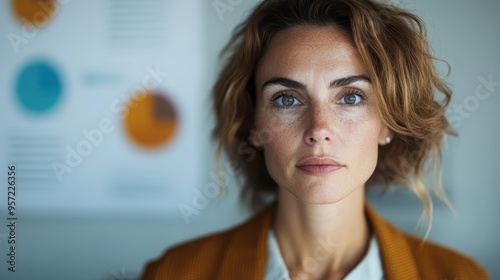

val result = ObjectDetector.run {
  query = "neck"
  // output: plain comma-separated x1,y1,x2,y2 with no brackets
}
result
273,186,370,279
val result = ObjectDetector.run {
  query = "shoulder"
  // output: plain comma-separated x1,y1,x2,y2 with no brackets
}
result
141,229,232,279
403,233,490,279
140,205,274,280
365,203,490,279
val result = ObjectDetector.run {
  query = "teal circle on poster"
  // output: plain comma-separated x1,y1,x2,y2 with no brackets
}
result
15,61,63,113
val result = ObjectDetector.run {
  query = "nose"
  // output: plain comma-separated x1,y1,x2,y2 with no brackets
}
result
303,103,333,145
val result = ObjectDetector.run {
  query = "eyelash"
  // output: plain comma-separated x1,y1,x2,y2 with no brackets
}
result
339,89,367,107
270,90,367,110
270,92,301,110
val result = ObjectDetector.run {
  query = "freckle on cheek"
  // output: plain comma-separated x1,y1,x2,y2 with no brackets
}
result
270,113,298,126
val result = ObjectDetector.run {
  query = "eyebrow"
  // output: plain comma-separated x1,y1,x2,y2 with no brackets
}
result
261,75,371,91
330,75,371,88
262,77,306,90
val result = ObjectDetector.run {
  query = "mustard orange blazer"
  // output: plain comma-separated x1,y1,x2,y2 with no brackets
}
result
141,202,489,279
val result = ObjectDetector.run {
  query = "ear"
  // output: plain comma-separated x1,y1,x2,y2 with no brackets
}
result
378,124,393,146
249,125,263,147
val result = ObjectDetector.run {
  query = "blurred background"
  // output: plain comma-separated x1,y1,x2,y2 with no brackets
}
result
0,0,499,279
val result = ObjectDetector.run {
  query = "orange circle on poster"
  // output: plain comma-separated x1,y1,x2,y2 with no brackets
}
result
11,0,57,27
123,91,178,149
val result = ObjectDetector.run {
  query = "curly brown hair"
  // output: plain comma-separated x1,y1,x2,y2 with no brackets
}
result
212,0,454,226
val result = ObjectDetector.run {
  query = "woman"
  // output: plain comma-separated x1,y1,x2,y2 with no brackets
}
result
142,0,489,279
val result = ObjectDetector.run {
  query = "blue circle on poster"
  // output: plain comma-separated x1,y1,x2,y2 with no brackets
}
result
16,61,63,114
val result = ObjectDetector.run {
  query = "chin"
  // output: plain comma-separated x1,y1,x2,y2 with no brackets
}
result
285,181,354,205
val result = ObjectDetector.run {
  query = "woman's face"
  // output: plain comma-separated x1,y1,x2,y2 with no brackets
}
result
251,25,390,204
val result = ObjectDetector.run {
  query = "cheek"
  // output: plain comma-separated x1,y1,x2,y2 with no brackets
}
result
261,123,300,168
255,114,302,181
255,107,304,146
261,138,293,188
344,118,382,179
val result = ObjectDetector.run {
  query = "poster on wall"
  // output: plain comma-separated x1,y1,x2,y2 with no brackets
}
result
0,0,205,217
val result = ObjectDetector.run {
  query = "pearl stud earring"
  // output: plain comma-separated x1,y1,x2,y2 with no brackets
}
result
386,137,391,144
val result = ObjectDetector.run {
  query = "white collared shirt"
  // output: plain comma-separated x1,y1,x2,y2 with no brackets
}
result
264,229,384,280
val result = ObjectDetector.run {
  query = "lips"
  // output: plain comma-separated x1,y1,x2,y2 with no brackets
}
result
296,157,344,175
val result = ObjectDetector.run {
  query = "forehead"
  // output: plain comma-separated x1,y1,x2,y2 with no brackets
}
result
256,25,367,83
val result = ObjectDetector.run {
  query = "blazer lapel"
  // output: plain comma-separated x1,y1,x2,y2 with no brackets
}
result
216,203,276,279
365,203,420,280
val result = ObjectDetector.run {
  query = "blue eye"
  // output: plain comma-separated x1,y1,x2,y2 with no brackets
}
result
273,94,301,107
338,92,364,105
